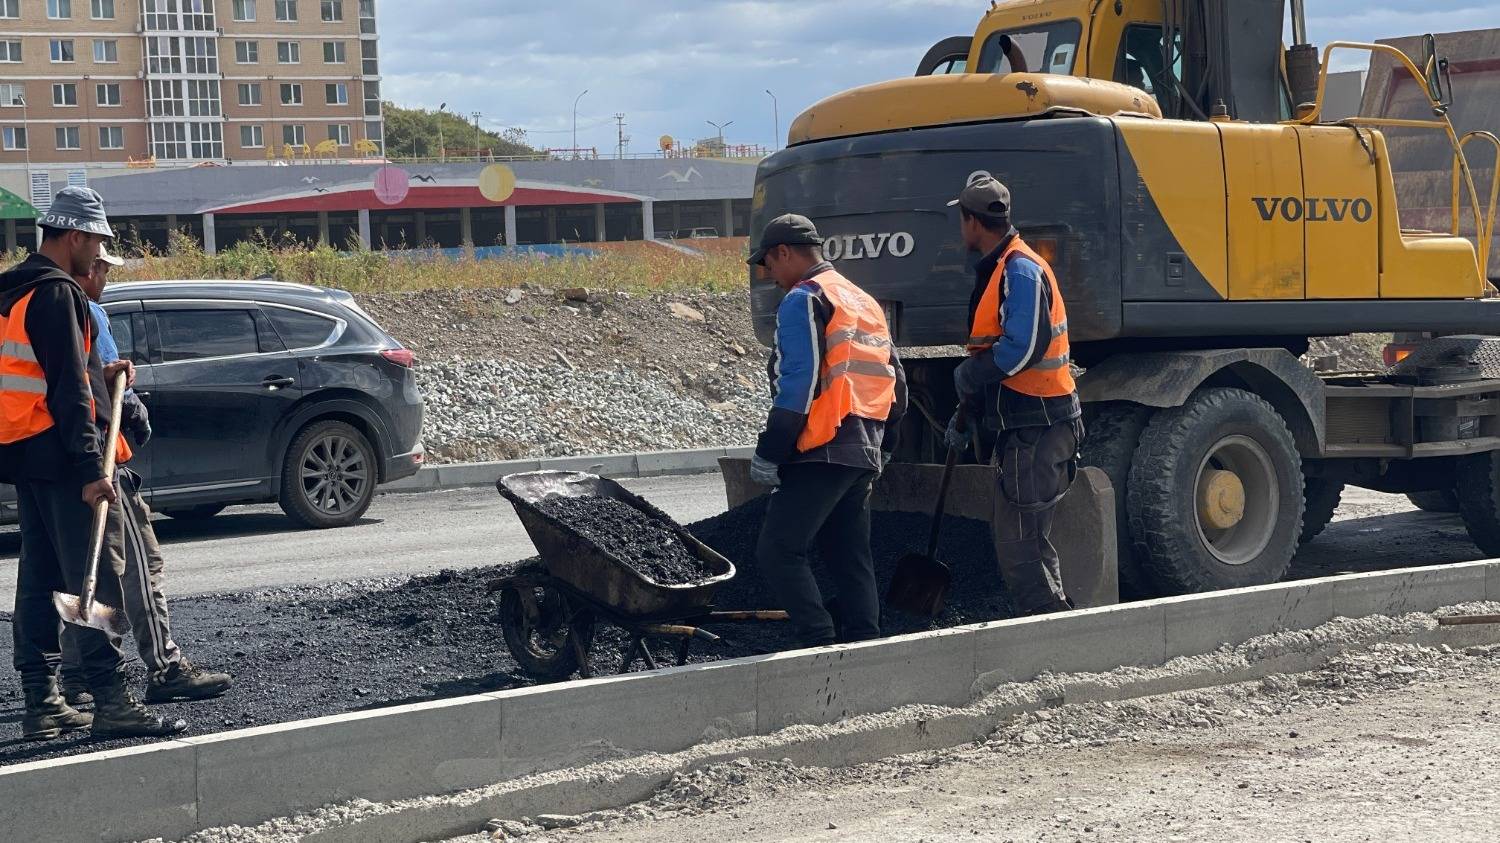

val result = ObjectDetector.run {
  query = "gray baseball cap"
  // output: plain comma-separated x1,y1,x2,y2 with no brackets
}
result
39,186,114,238
748,213,824,266
947,172,1011,218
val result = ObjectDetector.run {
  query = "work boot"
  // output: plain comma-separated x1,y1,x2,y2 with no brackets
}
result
22,679,93,741
145,659,233,703
60,677,94,708
90,679,187,739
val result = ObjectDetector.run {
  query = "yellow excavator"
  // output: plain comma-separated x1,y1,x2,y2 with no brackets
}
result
743,0,1500,598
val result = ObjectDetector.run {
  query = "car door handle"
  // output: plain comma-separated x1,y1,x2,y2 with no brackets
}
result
134,390,151,400
262,375,297,390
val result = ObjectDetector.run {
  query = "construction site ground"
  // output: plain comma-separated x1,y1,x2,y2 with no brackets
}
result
0,483,1484,769
449,641,1500,842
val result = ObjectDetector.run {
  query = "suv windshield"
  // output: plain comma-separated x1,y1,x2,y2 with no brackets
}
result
975,20,1083,75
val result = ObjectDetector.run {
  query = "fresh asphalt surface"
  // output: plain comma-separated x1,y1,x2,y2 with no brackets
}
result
0,475,729,612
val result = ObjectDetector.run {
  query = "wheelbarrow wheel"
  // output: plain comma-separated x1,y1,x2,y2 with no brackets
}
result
498,585,595,681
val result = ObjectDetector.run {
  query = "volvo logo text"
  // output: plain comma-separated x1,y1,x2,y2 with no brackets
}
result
1252,197,1373,223
823,232,916,261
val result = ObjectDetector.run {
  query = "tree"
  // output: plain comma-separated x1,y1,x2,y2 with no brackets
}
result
382,102,539,159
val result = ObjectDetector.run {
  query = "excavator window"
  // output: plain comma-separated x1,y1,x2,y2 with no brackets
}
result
1115,24,1184,114
975,20,1083,76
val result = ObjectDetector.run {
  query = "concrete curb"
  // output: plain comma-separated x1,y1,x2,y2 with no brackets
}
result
4,561,1499,842
381,446,756,494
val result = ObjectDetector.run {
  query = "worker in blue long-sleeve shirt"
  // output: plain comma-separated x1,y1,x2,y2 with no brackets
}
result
749,214,907,646
946,174,1083,616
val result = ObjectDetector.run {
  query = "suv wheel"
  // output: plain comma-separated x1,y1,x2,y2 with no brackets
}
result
279,420,377,529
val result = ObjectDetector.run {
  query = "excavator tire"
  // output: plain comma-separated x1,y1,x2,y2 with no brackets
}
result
1300,476,1344,545
1078,402,1156,598
1407,489,1460,514
1456,452,1500,556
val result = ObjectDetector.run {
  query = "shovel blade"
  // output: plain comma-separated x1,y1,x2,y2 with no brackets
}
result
886,552,952,617
52,591,129,638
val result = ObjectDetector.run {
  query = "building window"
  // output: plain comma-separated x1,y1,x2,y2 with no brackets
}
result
143,0,181,30
190,121,222,158
235,40,258,63
240,124,264,148
0,83,23,107
0,41,18,62
91,0,114,19
96,83,121,107
282,123,304,147
47,0,71,19
147,36,183,73
320,0,340,21
2,127,26,150
0,0,17,19
98,125,124,150
275,0,296,21
360,39,378,75
148,79,185,117
152,122,188,159
277,41,300,63
325,83,347,105
358,0,372,16
232,0,255,21
187,79,220,116
93,39,118,63
328,123,350,146
52,83,78,107
279,82,302,105
50,39,76,63
183,0,215,31
55,126,81,150
184,36,218,73
323,41,345,63
237,82,261,106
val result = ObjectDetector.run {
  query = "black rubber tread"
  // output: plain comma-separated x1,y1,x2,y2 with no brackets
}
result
498,588,594,682
277,420,378,529
1077,402,1156,598
1456,453,1500,556
159,504,227,521
1127,388,1304,595
1299,476,1344,545
1407,489,1460,514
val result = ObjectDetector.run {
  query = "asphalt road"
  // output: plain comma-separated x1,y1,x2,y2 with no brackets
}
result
0,474,729,612
0,478,1485,612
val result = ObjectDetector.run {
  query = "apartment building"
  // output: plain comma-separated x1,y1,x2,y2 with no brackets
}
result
0,0,382,167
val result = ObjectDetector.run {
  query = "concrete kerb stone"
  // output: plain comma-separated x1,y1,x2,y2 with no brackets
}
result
1159,579,1337,660
1331,561,1492,620
1488,562,1500,602
187,694,505,829
973,602,1167,694
382,446,752,494
0,740,199,843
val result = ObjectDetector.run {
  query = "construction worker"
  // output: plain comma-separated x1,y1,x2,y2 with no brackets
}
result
57,243,234,708
0,187,185,740
748,214,907,646
947,173,1083,616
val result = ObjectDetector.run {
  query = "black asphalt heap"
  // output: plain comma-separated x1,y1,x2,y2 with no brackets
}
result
535,495,713,586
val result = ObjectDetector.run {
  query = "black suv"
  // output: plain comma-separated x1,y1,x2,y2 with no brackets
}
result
1,280,424,529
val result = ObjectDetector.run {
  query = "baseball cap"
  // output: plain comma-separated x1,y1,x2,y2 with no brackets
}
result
39,186,114,238
96,242,124,267
748,213,824,266
947,172,1011,218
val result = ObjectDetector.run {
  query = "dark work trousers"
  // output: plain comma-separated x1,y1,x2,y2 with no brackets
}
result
61,470,183,685
11,476,126,691
992,418,1084,615
756,462,881,647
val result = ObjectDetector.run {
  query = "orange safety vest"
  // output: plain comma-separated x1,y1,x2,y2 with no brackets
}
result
795,269,898,453
966,236,1075,398
0,287,132,463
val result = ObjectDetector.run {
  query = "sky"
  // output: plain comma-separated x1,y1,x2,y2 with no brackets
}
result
378,1,1500,155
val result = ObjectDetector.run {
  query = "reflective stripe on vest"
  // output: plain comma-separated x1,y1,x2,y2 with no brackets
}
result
965,237,1076,398
795,269,898,453
0,287,133,463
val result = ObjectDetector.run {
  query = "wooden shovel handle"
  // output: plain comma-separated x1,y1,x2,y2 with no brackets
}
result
926,406,966,558
79,371,127,615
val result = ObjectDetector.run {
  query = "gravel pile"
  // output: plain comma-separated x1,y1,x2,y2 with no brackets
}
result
417,359,766,461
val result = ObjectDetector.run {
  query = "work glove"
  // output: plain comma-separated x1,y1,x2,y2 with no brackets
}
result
750,454,781,487
943,413,969,453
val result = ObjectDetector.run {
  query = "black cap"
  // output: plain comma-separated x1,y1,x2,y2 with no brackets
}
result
947,172,1011,218
748,213,824,266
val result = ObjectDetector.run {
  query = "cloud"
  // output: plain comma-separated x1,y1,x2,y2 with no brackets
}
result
379,1,1500,152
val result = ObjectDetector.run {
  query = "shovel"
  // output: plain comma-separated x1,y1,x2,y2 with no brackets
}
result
53,370,129,638
886,407,965,617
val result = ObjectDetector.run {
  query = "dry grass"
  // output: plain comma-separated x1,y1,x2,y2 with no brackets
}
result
3,233,751,296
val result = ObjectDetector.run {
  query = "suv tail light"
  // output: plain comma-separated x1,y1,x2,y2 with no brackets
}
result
381,348,415,368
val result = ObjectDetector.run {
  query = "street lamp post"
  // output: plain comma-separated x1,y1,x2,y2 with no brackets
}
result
706,119,733,155
473,111,482,160
765,90,779,151
572,89,589,159
437,102,447,162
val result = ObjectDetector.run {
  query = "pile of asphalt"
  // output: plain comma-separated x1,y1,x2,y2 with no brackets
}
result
0,499,1012,766
536,496,713,586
